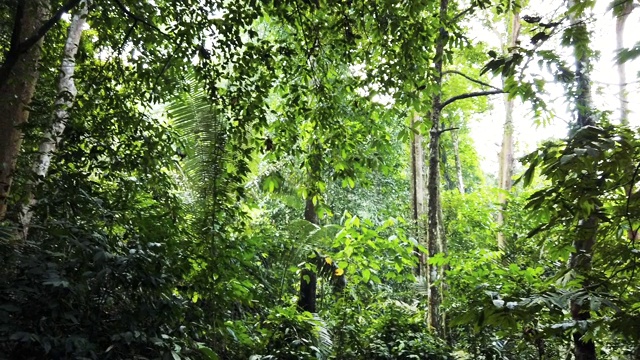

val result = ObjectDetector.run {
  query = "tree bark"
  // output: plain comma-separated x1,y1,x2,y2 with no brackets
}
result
411,113,427,276
570,217,597,360
298,147,321,312
425,0,448,337
19,0,89,238
0,0,50,221
497,9,520,250
298,198,318,313
440,143,455,191
567,1,597,358
614,0,636,125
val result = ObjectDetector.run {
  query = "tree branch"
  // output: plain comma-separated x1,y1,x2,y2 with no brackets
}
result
0,0,82,89
453,6,474,22
17,0,83,55
112,0,170,38
439,90,505,110
9,2,24,53
437,127,459,135
442,70,502,91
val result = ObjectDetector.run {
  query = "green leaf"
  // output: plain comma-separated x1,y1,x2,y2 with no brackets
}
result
197,345,220,360
362,268,371,282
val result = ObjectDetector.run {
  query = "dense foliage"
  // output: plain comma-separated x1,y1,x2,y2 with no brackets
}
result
1,0,639,359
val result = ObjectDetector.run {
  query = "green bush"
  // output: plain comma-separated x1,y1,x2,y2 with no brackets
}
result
335,300,453,360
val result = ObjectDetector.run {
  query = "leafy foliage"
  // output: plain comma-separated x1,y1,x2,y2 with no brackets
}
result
1,0,640,359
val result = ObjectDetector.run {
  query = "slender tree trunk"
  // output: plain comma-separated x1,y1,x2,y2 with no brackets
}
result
19,0,89,238
569,216,597,360
452,132,464,194
0,0,50,221
411,113,427,276
439,123,456,192
437,193,449,340
614,0,636,125
567,1,597,359
298,197,319,313
298,146,321,313
426,0,448,337
440,145,454,191
426,125,443,335
497,9,520,250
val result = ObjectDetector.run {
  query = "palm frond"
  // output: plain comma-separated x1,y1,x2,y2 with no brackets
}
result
311,313,333,359
415,275,430,297
166,72,229,200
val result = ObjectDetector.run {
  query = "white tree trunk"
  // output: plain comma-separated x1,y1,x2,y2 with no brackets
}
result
496,9,520,250
19,0,89,237
410,113,427,275
615,0,636,125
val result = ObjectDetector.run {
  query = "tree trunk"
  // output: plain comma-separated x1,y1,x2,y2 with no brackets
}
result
19,0,89,238
440,144,455,191
298,198,319,313
437,191,448,340
614,0,636,125
569,216,597,360
0,0,50,221
497,9,520,250
298,146,321,312
411,113,427,276
425,0,448,337
567,1,597,358
452,131,464,194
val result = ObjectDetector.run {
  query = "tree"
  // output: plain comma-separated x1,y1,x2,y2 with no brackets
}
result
566,2,597,358
424,0,449,335
423,0,504,335
613,0,637,125
0,0,50,220
411,113,427,276
497,5,521,250
19,0,90,238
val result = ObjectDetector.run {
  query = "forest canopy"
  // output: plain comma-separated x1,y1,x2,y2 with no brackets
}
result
1,0,640,359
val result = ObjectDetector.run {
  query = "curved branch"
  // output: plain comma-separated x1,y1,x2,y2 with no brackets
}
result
437,127,459,135
112,0,170,37
439,89,504,110
0,0,82,88
442,70,502,91
16,0,83,54
453,6,474,21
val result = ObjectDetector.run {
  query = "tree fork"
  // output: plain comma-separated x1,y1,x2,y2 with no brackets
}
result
0,0,50,221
